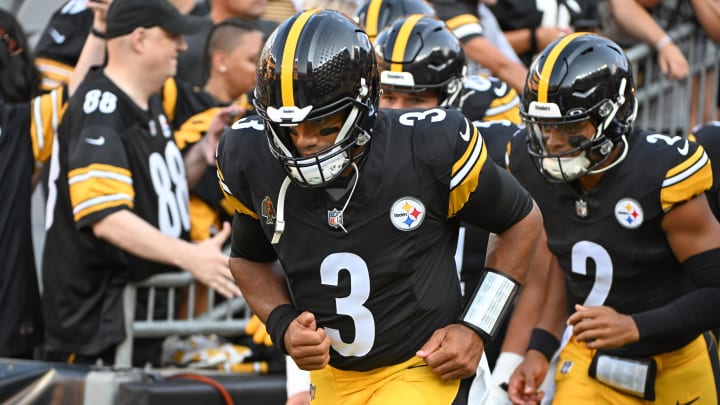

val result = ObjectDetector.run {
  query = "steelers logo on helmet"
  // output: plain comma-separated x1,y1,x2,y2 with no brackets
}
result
520,33,638,182
374,15,466,108
253,9,380,188
390,197,425,231
614,198,644,229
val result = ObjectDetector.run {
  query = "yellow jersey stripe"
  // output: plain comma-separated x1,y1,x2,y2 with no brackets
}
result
661,148,712,211
69,163,132,180
449,125,487,217
70,177,135,209
35,57,73,90
216,169,258,218
537,33,587,103
30,86,66,165
391,14,424,72
484,91,521,123
74,199,133,222
665,146,705,179
282,10,320,107
445,14,479,31
365,0,383,40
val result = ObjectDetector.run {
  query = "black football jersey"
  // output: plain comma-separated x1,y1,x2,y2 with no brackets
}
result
689,122,720,219
42,69,191,354
459,75,521,125
217,108,531,371
0,86,66,355
429,0,484,42
34,1,94,91
508,129,713,356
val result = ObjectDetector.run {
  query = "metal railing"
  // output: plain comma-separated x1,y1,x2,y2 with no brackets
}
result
627,22,719,135
115,272,251,367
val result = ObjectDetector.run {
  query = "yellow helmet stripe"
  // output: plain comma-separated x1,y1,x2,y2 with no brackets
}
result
537,32,588,103
365,0,383,40
391,14,425,72
281,10,320,107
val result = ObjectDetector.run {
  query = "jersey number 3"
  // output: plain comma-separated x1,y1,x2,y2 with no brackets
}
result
321,252,375,357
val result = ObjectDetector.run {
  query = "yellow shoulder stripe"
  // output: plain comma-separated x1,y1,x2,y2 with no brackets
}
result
448,124,487,217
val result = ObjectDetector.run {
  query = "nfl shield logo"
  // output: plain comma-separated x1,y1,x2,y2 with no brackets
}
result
328,209,343,229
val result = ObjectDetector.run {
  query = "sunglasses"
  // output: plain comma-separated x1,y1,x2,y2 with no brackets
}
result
0,28,22,56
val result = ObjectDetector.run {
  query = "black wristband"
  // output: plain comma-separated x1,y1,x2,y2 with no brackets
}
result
91,28,106,39
265,304,300,355
529,27,538,54
527,328,560,361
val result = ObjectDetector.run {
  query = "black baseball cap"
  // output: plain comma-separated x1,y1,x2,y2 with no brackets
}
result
106,0,205,39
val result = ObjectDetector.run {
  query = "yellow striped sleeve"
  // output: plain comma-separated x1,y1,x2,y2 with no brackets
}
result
448,124,487,217
483,90,521,123
30,86,67,168
445,14,479,30
68,164,135,221
660,146,713,211
174,107,220,150
35,57,74,91
217,164,258,218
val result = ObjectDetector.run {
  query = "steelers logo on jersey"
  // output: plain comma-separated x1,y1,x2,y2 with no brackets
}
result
614,198,644,229
390,197,425,231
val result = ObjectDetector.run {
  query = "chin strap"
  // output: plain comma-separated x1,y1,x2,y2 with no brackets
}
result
271,176,292,244
334,162,360,234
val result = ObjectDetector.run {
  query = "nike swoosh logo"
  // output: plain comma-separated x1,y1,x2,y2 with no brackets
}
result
677,397,700,405
677,140,689,155
85,136,106,146
49,28,66,44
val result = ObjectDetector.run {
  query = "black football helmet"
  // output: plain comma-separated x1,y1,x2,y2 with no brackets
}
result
354,0,435,42
254,10,379,188
374,15,465,108
521,33,637,182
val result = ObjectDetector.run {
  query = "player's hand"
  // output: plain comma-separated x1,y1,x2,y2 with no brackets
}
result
507,350,548,405
182,222,242,299
285,311,331,371
567,304,639,349
416,324,484,380
245,314,273,346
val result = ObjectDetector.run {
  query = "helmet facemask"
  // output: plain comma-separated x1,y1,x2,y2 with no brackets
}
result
258,84,373,188
524,75,635,182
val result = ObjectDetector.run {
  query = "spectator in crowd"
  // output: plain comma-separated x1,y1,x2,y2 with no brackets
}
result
598,0,688,80
41,0,240,367
176,0,278,87
428,0,528,94
173,18,263,318
0,0,109,360
487,0,599,67
506,33,720,404
217,9,543,405
34,0,209,91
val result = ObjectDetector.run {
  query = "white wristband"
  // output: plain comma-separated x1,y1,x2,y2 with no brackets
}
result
492,352,525,386
655,34,672,51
